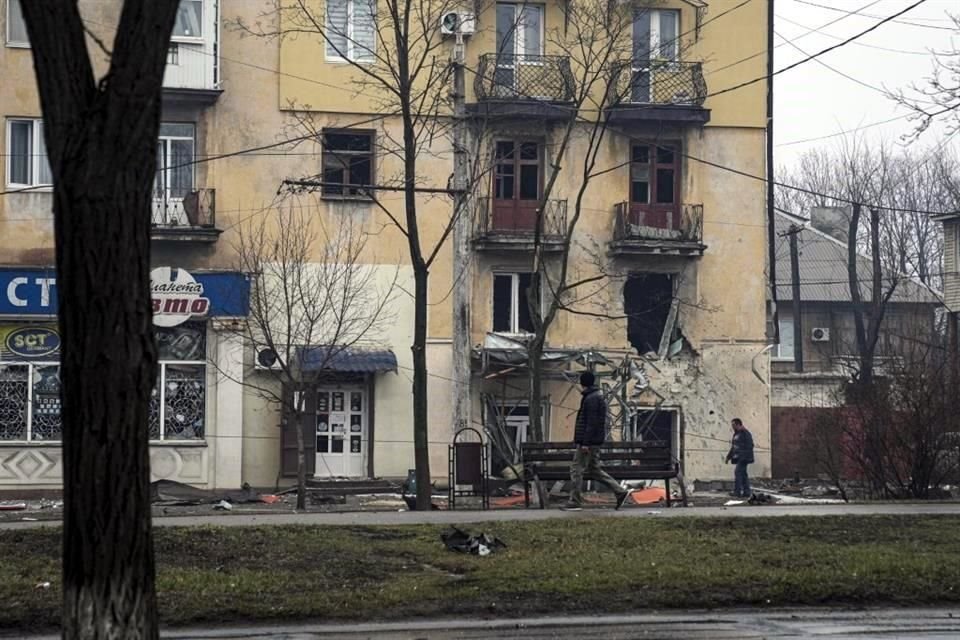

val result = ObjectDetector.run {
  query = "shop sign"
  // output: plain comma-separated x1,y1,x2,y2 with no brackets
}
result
151,267,210,328
0,325,60,360
0,268,250,317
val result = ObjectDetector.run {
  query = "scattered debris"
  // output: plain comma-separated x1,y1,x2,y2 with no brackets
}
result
310,493,347,506
402,495,441,511
646,510,662,515
259,495,282,505
629,487,669,505
724,500,747,507
441,527,507,556
0,501,27,511
213,500,233,511
21,517,38,522
35,582,51,590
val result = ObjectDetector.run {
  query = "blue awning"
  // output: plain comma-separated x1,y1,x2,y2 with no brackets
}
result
300,346,398,373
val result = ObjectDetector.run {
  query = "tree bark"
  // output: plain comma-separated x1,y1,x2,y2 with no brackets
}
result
847,203,872,385
527,335,546,443
412,265,431,509
295,388,307,511
18,2,180,638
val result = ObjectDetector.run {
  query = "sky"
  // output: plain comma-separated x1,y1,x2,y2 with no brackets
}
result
772,0,959,167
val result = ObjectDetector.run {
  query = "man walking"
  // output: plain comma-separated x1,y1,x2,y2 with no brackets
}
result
725,418,755,498
562,371,631,511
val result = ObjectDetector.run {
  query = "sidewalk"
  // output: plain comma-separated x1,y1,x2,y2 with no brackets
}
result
4,501,960,530
23,608,960,639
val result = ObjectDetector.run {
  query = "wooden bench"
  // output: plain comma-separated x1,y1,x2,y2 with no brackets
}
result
520,441,686,508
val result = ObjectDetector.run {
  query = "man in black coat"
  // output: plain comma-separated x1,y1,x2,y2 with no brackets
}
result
725,418,755,498
562,371,631,511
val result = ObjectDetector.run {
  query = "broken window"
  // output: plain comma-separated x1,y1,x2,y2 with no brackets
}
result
624,273,674,355
322,130,374,198
493,272,537,334
632,409,675,450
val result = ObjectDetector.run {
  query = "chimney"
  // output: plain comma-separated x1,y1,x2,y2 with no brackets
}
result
810,206,851,245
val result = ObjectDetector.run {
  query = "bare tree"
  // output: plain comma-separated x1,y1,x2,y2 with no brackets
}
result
237,0,487,509
18,2,180,637
890,14,960,138
227,197,396,510
776,139,959,292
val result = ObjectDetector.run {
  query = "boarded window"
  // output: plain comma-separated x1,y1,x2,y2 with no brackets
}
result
624,273,673,354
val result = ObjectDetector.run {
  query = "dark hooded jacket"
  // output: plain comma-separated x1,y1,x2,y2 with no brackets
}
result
728,428,755,464
574,386,607,446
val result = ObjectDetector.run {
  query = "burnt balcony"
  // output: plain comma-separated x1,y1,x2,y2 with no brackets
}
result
473,197,567,252
151,188,220,243
606,60,709,125
610,202,705,256
470,54,575,120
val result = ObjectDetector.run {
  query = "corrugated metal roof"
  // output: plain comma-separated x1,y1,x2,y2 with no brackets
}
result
773,212,939,304
300,346,398,373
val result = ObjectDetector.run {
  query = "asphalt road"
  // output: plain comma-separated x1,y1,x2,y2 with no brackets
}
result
4,501,960,530
24,609,960,639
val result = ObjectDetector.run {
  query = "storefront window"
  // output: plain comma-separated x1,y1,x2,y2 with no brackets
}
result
0,322,207,442
151,323,206,441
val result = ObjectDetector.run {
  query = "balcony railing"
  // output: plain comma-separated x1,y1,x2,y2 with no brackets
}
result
613,202,703,245
474,54,575,104
474,197,567,247
152,188,216,229
609,60,707,107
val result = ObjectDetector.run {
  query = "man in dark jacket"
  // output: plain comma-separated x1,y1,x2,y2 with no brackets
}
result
725,418,755,498
562,371,631,511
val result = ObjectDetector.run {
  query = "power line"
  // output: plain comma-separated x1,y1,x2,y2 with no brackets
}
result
775,114,911,147
709,0,932,100
707,0,886,76
775,12,935,56
791,0,958,31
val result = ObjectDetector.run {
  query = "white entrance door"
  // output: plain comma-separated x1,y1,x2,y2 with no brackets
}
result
315,387,367,478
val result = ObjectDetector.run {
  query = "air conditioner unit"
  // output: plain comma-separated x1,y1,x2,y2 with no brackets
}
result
440,11,475,35
255,347,282,371
811,327,831,343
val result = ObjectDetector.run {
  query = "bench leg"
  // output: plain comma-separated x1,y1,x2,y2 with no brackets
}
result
534,474,546,509
677,470,689,507
665,478,671,507
524,477,530,508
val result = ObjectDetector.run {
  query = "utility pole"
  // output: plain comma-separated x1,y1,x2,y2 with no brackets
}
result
788,224,804,373
451,29,472,437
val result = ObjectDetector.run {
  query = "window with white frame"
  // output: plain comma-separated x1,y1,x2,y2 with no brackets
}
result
493,272,537,334
5,0,28,47
633,8,680,61
0,362,61,441
326,0,376,62
774,315,795,361
172,0,203,40
155,123,195,201
6,119,52,188
495,2,543,57
150,323,207,441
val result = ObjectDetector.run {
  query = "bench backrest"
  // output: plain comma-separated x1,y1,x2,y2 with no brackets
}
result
521,441,674,469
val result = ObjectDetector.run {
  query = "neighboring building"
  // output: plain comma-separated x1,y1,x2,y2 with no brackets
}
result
770,209,940,478
934,211,960,314
0,0,772,490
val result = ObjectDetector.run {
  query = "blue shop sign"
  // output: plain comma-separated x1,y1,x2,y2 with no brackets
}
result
0,268,250,317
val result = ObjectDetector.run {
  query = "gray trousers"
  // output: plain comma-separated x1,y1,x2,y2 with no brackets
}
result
570,446,623,505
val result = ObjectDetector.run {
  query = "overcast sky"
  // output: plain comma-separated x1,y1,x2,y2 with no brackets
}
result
772,0,959,166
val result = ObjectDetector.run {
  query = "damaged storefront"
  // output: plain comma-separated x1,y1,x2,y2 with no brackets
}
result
0,266,250,490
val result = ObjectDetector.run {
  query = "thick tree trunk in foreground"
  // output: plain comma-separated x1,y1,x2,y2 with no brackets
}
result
19,3,180,638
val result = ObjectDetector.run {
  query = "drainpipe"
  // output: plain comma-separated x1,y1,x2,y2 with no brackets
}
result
766,0,779,346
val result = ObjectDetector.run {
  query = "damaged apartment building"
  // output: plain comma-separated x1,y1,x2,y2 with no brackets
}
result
466,0,772,482
0,0,771,491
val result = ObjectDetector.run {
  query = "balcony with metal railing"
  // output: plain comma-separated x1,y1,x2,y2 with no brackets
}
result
151,188,220,243
470,54,576,120
606,60,709,125
473,197,567,252
610,202,706,256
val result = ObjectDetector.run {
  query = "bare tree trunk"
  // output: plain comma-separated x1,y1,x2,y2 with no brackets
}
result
527,335,546,443
412,265,431,509
18,3,180,638
295,388,307,511
847,203,873,385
